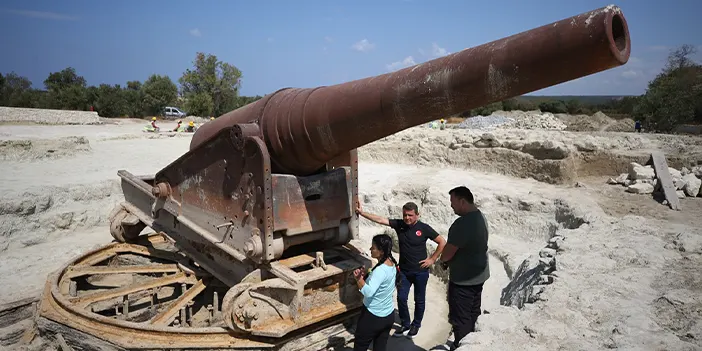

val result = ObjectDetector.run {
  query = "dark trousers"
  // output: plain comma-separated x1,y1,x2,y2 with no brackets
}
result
447,281,484,347
354,306,395,351
397,269,429,329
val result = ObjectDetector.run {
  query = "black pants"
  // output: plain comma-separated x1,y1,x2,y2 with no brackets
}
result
354,306,394,351
447,281,484,347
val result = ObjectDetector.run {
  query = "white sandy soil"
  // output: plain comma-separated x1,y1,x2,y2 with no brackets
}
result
1,114,701,351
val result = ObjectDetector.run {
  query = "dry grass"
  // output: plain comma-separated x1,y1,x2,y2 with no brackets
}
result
446,117,466,124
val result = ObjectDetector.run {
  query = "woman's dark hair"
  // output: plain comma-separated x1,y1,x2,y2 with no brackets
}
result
368,234,401,288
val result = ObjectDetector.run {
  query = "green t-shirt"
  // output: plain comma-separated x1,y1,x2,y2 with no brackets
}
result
446,210,490,286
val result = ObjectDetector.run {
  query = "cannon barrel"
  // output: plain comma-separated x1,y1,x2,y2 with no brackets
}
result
191,5,630,175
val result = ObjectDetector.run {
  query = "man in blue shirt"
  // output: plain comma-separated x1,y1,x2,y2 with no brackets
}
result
356,201,447,339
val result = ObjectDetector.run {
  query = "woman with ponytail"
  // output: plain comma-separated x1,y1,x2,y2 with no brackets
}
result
351,234,399,351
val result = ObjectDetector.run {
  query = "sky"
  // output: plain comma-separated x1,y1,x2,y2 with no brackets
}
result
1,0,701,97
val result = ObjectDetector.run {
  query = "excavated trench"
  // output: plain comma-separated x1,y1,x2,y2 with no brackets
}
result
358,179,589,319
0,128,630,350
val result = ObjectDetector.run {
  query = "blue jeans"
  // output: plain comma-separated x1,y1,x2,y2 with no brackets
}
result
397,269,429,329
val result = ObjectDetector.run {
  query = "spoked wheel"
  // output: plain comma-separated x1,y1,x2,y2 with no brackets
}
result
38,233,361,349
55,233,225,328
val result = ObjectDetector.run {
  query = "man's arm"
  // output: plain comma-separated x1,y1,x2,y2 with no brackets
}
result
440,221,465,264
419,231,447,268
439,243,458,263
355,202,390,226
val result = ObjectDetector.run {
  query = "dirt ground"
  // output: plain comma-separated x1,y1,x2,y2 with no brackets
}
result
1,115,701,351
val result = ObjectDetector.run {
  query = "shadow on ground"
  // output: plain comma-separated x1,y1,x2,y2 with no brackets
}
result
334,312,452,351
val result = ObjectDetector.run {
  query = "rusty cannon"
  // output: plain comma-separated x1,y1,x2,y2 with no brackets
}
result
37,5,630,350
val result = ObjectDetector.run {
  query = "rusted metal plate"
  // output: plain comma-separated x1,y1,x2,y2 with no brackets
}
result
271,167,352,235
154,125,272,258
191,6,630,176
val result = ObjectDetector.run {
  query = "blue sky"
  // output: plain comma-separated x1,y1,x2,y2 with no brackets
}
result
1,0,701,97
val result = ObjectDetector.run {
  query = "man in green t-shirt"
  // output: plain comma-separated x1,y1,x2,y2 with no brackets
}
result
439,186,489,349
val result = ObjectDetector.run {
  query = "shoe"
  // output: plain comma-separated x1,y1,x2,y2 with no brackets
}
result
392,325,410,337
406,325,419,339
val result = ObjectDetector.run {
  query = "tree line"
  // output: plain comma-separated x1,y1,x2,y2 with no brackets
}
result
0,52,263,119
1,45,700,132
459,45,702,132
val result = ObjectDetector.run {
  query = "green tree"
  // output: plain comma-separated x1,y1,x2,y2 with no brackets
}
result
95,84,128,117
0,72,37,107
185,92,214,117
142,74,178,116
633,45,702,131
515,99,537,111
122,81,144,117
471,101,503,116
501,98,519,111
179,52,242,116
44,67,88,110
538,100,567,114
565,99,582,114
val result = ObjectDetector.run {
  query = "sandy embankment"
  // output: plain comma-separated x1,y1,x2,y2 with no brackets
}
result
1,108,701,351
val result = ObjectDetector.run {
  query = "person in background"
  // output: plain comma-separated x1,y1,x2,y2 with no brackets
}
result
173,120,182,132
151,117,158,129
440,118,446,130
439,186,490,350
356,201,446,339
635,120,641,133
352,234,400,351
186,121,196,132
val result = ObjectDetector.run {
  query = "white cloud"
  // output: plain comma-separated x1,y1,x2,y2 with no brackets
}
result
431,43,449,57
419,43,450,58
189,28,201,37
325,36,334,43
386,56,416,71
352,39,375,52
2,9,78,21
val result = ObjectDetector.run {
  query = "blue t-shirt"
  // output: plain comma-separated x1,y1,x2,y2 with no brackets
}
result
360,263,397,317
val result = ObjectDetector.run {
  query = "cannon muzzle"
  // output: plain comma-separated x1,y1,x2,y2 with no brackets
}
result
191,5,630,175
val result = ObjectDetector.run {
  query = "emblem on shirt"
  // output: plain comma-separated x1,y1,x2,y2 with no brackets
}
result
415,230,422,237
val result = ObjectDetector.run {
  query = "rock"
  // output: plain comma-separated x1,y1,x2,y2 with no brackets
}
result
628,162,655,180
626,183,654,194
448,142,462,150
607,178,618,185
673,176,686,190
539,247,557,258
633,179,658,187
681,167,690,176
474,133,500,148
615,173,628,184
692,166,702,178
668,168,682,179
547,236,564,250
574,137,598,152
676,190,686,199
681,173,701,197
500,255,556,308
